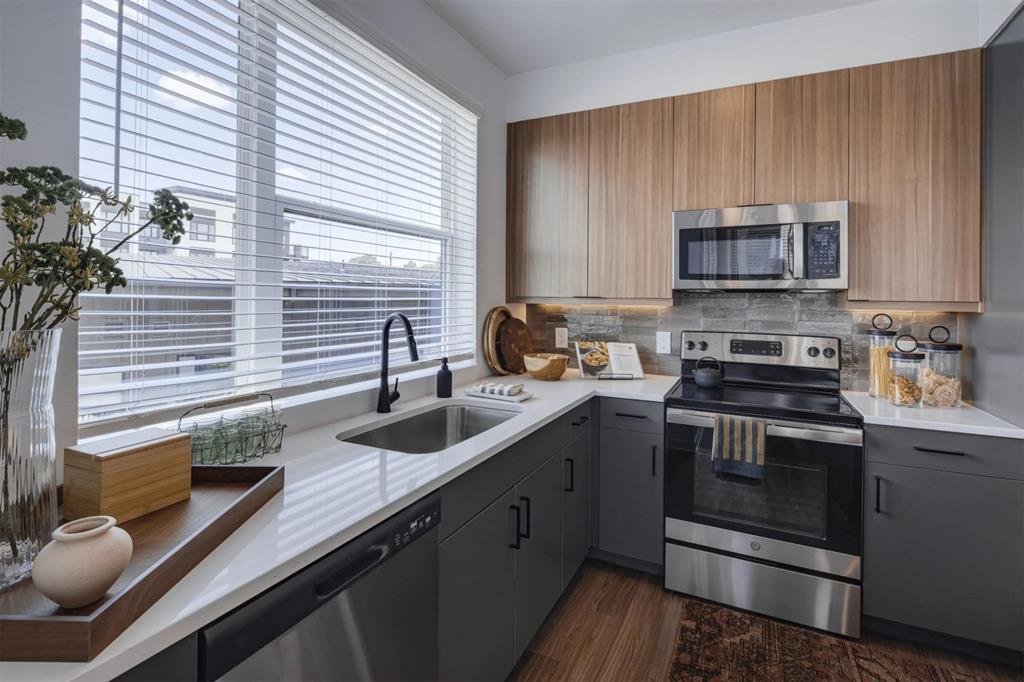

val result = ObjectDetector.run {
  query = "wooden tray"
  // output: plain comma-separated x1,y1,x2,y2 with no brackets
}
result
0,465,284,662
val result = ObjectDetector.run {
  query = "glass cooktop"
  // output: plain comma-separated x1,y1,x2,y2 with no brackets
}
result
666,380,863,428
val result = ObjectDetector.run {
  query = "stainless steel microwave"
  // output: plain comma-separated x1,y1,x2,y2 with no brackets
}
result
672,201,848,290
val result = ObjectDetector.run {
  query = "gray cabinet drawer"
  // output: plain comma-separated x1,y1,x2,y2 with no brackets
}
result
600,398,664,434
560,400,594,446
865,425,1024,480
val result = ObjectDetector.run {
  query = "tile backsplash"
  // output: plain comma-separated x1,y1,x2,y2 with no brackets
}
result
525,292,960,391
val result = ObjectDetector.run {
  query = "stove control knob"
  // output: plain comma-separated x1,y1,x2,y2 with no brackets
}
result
684,340,696,351
807,346,820,357
822,347,836,359
698,341,709,351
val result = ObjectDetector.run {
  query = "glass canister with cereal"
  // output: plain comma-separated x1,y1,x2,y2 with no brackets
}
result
888,335,924,408
867,313,898,398
919,325,963,407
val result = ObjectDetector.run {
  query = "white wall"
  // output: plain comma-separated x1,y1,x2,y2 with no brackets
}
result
0,0,82,458
979,0,1022,43
506,0,1012,121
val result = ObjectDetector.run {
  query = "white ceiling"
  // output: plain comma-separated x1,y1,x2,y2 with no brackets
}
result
425,0,875,74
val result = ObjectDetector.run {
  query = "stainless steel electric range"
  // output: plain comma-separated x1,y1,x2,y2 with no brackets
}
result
663,331,864,637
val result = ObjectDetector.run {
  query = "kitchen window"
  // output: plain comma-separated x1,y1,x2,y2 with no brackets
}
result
78,0,478,430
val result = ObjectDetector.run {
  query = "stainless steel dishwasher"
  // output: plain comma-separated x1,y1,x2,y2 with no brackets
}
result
199,493,440,681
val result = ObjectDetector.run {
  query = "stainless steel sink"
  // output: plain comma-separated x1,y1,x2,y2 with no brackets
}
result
339,404,519,454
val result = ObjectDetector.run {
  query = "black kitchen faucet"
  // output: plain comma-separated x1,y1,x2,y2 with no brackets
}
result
377,312,419,413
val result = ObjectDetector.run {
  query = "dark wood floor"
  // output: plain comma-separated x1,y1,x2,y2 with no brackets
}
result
510,560,1020,682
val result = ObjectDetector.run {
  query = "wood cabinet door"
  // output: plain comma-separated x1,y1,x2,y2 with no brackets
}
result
673,85,755,210
849,49,982,302
507,113,589,298
598,429,664,566
754,70,849,205
588,99,673,299
439,490,517,682
513,454,565,660
864,461,1024,650
561,430,591,589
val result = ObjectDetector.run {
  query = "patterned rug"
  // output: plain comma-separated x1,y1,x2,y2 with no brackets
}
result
668,599,1020,681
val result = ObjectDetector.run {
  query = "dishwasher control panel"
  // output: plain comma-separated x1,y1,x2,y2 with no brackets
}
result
393,508,439,549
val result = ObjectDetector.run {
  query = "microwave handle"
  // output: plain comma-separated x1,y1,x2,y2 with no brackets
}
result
790,223,805,279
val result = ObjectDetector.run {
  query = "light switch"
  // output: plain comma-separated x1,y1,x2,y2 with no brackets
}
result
555,327,569,349
656,331,672,354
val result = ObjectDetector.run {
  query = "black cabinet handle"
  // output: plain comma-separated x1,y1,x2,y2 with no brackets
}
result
564,458,575,492
519,496,531,539
571,416,590,427
509,505,522,549
651,445,657,477
874,475,882,514
913,445,967,457
615,412,648,420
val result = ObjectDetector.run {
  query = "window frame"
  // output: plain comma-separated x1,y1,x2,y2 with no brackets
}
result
77,0,478,436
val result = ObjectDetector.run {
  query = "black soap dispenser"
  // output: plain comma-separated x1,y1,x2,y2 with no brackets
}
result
436,357,452,398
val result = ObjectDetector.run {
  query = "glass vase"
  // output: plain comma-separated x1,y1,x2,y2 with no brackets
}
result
0,329,61,590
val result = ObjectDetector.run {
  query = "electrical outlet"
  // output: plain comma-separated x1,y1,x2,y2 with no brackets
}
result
656,331,672,354
555,327,569,349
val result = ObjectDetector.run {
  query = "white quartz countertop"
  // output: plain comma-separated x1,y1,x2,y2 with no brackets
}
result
1,371,677,682
842,391,1024,439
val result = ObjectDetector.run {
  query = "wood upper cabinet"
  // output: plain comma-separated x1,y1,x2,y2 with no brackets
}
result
848,50,982,303
506,112,589,298
588,99,674,299
754,70,850,205
673,85,755,210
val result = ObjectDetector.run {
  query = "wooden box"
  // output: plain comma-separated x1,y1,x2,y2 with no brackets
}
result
63,428,192,523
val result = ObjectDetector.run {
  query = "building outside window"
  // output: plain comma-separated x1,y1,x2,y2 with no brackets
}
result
190,210,216,242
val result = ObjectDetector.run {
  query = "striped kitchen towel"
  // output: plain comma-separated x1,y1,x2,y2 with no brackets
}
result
470,382,524,396
711,414,767,481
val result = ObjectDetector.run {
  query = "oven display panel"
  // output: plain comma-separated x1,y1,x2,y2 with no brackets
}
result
730,339,783,357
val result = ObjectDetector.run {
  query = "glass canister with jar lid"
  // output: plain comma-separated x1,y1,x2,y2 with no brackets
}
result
919,325,963,407
867,313,898,398
888,335,925,407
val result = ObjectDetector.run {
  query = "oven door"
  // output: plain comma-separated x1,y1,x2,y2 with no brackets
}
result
664,408,862,569
672,223,805,289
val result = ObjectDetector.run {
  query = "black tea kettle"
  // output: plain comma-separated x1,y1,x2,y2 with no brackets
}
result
693,357,723,388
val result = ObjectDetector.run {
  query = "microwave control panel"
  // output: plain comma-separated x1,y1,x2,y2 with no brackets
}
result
805,222,841,279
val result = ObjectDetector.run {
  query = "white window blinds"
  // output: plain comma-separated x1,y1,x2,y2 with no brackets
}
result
78,0,478,429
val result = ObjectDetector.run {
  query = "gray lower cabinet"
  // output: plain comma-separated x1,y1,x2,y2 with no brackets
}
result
562,431,591,588
598,428,663,565
864,460,1024,651
115,634,198,682
513,454,565,660
439,404,595,681
439,489,518,682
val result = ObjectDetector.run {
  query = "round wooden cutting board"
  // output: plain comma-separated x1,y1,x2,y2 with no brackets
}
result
496,317,534,374
482,306,512,375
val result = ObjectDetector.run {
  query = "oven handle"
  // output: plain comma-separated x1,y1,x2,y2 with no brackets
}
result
666,408,862,446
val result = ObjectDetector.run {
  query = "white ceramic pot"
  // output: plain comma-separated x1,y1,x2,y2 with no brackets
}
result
31,515,132,608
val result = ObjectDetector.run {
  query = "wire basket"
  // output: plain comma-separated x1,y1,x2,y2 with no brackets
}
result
177,392,286,465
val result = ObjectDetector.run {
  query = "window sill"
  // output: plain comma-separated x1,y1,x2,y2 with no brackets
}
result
77,358,480,446
270,358,478,419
